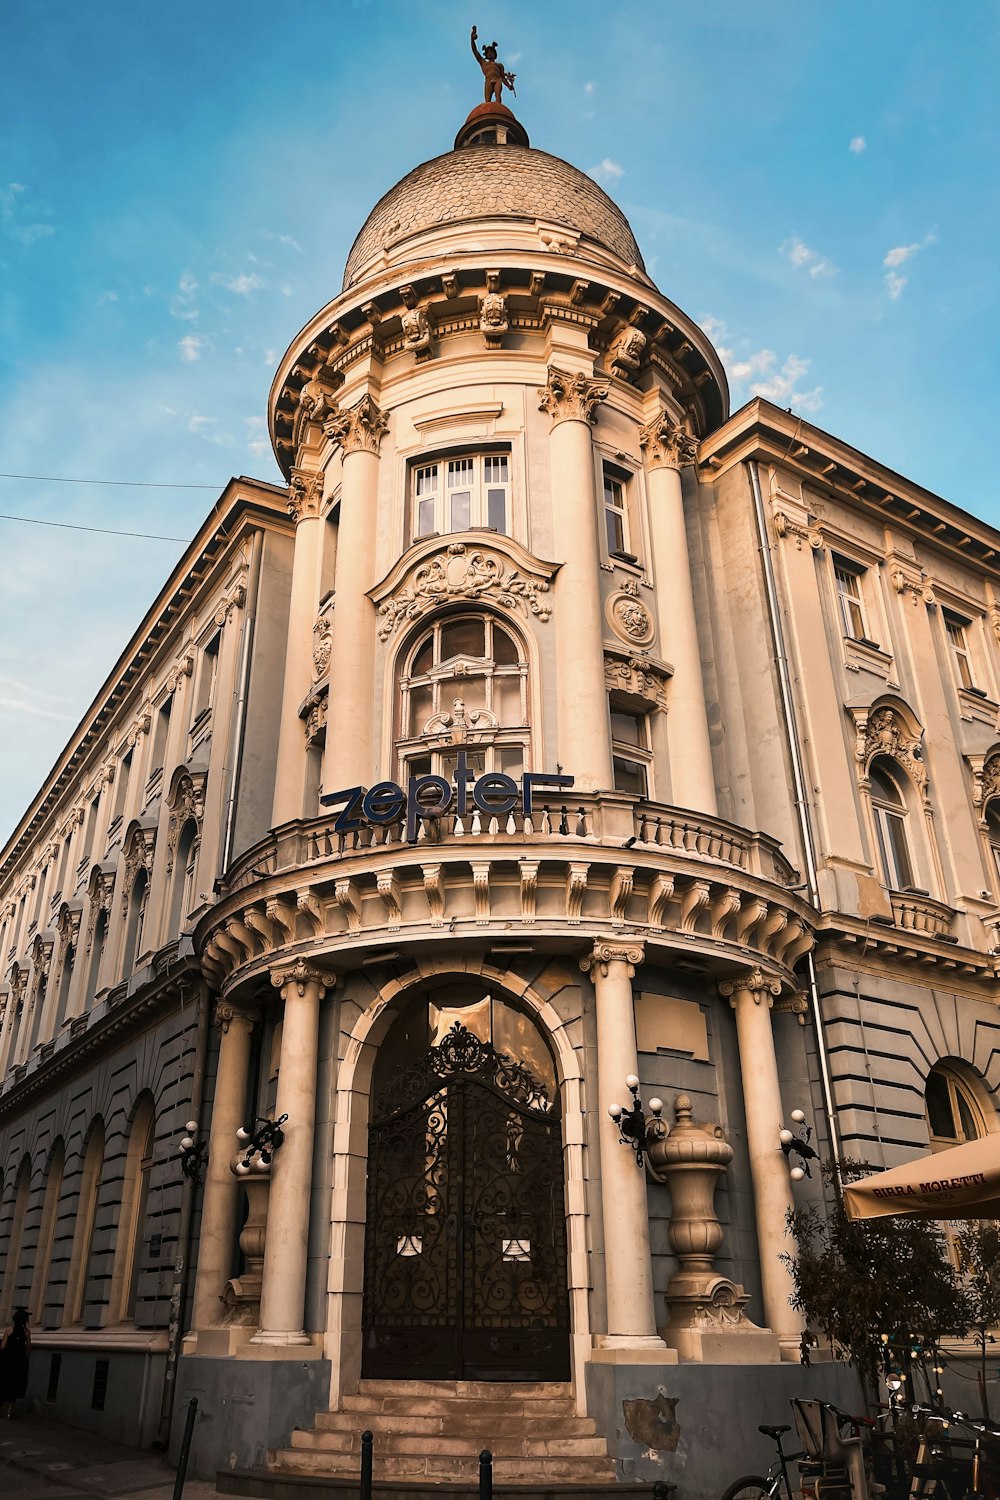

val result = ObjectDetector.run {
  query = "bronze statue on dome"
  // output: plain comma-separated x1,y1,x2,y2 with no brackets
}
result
471,26,516,103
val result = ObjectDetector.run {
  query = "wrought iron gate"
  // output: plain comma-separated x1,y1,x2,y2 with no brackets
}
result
362,1021,571,1381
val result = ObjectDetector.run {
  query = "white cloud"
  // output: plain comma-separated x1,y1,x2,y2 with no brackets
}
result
849,135,867,154
178,334,203,362
590,158,624,183
188,413,215,432
170,270,199,321
750,354,823,413
885,271,907,300
245,414,269,457
882,232,936,298
0,693,73,722
780,235,834,279
698,314,728,340
584,81,595,95
97,290,119,305
259,230,302,253
224,272,264,296
730,349,776,381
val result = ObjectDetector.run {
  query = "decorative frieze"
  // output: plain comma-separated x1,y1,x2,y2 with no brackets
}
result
537,365,608,426
323,393,389,455
639,411,699,471
375,541,553,640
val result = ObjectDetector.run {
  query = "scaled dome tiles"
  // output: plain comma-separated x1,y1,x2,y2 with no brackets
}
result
343,145,646,288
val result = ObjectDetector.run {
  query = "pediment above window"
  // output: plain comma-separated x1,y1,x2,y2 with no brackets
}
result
369,535,560,642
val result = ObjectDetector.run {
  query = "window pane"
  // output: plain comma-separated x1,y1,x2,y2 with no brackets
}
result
926,1070,957,1139
604,474,624,509
606,509,626,554
408,684,433,734
411,635,434,677
484,456,509,484
869,764,904,807
956,1088,980,1142
415,465,439,496
448,677,487,716
611,710,643,747
881,810,914,889
442,748,485,784
417,497,436,537
498,745,524,778
491,625,519,666
613,756,648,798
440,618,485,662
487,488,507,533
450,490,472,532
447,459,474,487
494,676,522,726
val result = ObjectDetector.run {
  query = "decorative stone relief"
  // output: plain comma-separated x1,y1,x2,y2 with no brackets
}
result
323,393,389,455
607,324,647,381
84,869,115,954
295,370,336,429
400,293,434,356
773,511,823,551
121,827,156,915
214,581,246,627
604,651,669,710
718,966,783,1008
537,365,609,426
165,655,195,693
165,771,207,875
850,702,928,802
969,750,1000,817
890,566,936,607
639,411,699,470
580,940,645,979
312,616,333,678
424,697,498,743
479,273,509,348
606,578,654,646
270,958,336,997
215,1000,259,1034
287,467,324,522
303,689,328,749
376,541,552,640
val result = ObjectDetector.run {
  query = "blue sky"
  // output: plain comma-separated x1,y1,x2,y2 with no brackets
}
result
1,1,998,843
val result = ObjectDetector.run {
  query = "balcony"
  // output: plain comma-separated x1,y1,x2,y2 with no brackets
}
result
889,889,958,941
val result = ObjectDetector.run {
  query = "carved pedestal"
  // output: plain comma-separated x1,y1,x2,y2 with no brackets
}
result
647,1095,779,1363
223,1155,271,1325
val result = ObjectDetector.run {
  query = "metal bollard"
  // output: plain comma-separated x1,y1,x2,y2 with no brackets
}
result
479,1448,493,1500
360,1429,374,1500
172,1398,198,1500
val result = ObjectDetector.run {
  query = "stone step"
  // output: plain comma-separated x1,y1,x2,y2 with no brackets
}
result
356,1380,572,1401
220,1466,670,1500
270,1451,617,1484
342,1393,577,1418
289,1431,609,1459
314,1410,597,1438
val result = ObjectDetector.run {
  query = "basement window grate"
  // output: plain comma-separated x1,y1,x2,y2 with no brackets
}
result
91,1357,110,1411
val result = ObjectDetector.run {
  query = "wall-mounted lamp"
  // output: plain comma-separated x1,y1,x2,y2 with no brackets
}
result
779,1108,819,1181
234,1113,289,1175
608,1076,666,1168
177,1120,208,1185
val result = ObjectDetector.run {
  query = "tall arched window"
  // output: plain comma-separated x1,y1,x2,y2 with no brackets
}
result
86,909,108,1004
396,614,529,782
122,869,149,977
54,942,75,1030
925,1063,991,1150
168,819,199,936
869,759,916,890
109,1094,156,1324
30,1140,64,1325
984,804,1000,886
0,1156,32,1325
64,1118,104,1325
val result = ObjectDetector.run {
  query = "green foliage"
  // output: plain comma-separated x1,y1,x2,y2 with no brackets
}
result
954,1221,1000,1341
783,1159,968,1392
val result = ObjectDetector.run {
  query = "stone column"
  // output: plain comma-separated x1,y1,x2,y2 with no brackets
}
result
253,960,334,1345
322,394,389,791
580,941,666,1351
640,411,717,815
719,967,801,1355
539,368,614,792
272,469,326,826
191,1000,259,1329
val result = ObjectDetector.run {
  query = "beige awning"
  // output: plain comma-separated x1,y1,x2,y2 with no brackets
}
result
842,1134,1000,1221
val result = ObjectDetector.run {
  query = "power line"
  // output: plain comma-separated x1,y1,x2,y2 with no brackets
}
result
0,471,218,491
0,513,188,543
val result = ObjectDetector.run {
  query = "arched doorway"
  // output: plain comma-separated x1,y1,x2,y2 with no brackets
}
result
362,987,570,1381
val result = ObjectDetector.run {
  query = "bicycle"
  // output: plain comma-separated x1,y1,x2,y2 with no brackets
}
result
909,1403,1000,1499
720,1422,802,1500
721,1402,876,1500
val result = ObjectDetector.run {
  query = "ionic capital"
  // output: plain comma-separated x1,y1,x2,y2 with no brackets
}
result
580,939,646,979
639,411,699,471
270,959,336,999
537,366,608,427
214,1000,261,1035
287,467,324,523
323,393,389,455
718,966,782,1009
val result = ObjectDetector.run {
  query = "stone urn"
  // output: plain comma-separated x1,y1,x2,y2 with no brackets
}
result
223,1148,272,1323
646,1094,779,1362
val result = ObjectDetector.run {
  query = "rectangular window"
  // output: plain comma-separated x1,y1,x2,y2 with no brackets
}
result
874,807,914,891
944,612,975,691
610,704,651,798
82,795,100,862
111,751,132,823
151,696,172,775
194,633,221,719
603,466,631,558
833,557,868,642
411,452,510,539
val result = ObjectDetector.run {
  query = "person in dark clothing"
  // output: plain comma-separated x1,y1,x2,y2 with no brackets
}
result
0,1308,31,1418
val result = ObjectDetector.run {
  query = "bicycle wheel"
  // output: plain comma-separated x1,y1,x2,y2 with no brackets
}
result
720,1477,771,1500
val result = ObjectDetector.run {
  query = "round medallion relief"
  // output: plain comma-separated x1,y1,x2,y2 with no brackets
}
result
606,588,654,647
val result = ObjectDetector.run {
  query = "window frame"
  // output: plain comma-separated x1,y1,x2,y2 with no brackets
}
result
943,609,979,694
832,554,873,644
409,449,513,543
601,460,642,566
925,1064,989,1150
869,759,917,892
610,700,653,800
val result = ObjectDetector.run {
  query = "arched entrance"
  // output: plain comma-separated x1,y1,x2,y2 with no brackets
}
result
362,988,571,1381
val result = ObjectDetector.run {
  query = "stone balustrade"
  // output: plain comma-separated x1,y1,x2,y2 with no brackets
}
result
889,889,958,940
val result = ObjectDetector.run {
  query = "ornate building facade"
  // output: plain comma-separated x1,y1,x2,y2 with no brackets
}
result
1,79,998,1496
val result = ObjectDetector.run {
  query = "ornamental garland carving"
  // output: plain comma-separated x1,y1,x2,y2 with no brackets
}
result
323,393,389,455
639,412,699,470
852,704,928,801
376,542,552,640
604,652,669,710
538,365,609,426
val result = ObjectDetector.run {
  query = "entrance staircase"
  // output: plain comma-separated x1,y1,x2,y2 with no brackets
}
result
260,1379,619,1491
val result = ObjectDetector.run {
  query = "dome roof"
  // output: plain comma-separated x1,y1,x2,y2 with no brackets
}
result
343,143,646,289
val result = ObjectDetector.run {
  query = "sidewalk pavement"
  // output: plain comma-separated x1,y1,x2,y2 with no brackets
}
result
0,1410,220,1500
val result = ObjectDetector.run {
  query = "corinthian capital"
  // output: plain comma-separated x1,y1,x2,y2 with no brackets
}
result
214,1000,261,1034
323,393,389,455
537,366,609,427
270,958,336,998
718,966,782,1008
639,411,699,471
580,939,646,979
287,467,325,522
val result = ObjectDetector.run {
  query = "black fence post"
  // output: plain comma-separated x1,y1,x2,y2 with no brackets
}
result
360,1429,374,1500
479,1448,493,1500
172,1398,198,1500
